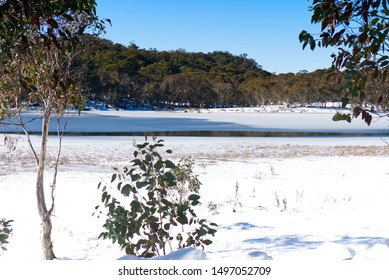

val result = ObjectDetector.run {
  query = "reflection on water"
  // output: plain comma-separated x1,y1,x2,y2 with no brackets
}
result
30,130,389,137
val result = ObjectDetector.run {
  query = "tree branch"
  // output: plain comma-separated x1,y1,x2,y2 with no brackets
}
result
16,112,39,164
48,110,72,216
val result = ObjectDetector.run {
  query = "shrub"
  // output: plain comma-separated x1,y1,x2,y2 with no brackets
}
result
169,156,201,204
0,218,13,255
95,137,217,258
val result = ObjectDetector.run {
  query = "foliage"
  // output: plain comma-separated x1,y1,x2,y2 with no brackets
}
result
76,37,378,109
0,219,13,255
300,0,389,124
74,38,355,109
0,0,105,54
0,0,107,260
95,137,217,258
75,39,272,108
0,0,107,119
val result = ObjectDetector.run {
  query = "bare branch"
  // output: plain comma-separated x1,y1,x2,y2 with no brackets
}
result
48,110,72,216
15,112,39,164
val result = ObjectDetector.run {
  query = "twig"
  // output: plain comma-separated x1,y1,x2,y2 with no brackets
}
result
16,111,39,164
48,110,71,216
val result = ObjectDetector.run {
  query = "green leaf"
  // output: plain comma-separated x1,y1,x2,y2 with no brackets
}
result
136,181,149,189
333,113,344,122
111,173,117,183
137,142,149,149
341,97,350,108
164,160,176,169
161,199,173,207
177,204,189,212
130,200,141,212
177,214,188,225
163,223,170,230
202,239,213,245
191,200,201,206
332,112,351,123
150,222,159,232
101,192,111,204
164,172,176,186
121,184,132,196
154,160,163,171
132,159,142,167
188,194,201,201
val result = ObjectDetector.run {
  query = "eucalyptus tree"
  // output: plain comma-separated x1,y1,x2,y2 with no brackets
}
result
240,77,274,106
300,0,389,124
0,0,106,259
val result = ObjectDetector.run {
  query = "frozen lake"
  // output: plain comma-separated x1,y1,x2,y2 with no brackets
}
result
1,110,389,136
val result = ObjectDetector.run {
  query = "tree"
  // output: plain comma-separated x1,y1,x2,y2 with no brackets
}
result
0,0,106,259
300,0,389,125
239,77,272,106
160,73,217,108
214,81,235,107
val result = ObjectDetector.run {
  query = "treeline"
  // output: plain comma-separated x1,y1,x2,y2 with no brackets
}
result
74,37,385,109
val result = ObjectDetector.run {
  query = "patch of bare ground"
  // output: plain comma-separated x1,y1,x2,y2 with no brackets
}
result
171,144,389,162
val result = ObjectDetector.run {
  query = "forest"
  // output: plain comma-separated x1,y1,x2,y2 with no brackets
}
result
74,37,388,110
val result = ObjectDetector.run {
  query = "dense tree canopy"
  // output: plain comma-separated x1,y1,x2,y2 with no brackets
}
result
73,38,356,109
74,38,273,108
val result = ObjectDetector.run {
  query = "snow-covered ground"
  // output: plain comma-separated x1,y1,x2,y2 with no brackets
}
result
1,108,389,260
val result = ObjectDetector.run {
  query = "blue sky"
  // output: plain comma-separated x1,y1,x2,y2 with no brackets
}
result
95,0,336,74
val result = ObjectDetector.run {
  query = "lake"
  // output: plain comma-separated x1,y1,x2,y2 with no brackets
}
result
1,110,388,137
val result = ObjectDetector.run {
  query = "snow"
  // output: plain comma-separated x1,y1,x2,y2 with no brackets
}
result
2,105,389,134
1,108,389,261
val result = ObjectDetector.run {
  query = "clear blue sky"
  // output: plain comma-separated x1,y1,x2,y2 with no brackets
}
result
95,0,336,74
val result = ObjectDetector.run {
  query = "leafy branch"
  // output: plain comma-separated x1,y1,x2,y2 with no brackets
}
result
0,219,13,256
300,0,389,124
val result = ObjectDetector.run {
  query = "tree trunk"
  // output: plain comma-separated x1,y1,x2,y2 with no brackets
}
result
36,107,56,260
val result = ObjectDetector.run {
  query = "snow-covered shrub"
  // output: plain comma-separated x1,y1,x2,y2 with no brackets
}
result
95,137,217,258
1,135,18,162
169,156,201,204
0,218,13,255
